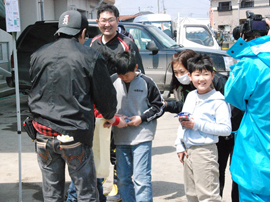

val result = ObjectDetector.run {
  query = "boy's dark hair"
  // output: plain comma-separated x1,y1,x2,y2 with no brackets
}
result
101,49,136,75
97,4,119,19
187,54,214,74
115,51,136,75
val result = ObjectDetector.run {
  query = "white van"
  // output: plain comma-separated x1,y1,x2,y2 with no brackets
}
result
176,17,221,50
133,14,175,39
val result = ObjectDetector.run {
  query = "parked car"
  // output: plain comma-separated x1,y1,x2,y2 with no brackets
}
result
6,20,236,97
6,21,58,94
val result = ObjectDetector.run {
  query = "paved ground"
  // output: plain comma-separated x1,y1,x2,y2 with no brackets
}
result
0,94,233,201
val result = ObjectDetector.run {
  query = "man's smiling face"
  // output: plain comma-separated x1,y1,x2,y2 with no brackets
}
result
97,11,119,41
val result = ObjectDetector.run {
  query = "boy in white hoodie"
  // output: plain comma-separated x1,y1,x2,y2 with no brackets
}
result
175,54,231,202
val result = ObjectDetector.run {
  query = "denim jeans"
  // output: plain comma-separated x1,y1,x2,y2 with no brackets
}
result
116,141,153,202
35,133,99,202
66,181,77,202
67,178,106,202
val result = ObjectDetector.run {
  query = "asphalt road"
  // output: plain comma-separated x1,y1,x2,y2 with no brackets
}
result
0,94,232,202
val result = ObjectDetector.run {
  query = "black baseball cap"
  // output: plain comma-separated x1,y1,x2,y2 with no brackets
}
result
55,10,88,36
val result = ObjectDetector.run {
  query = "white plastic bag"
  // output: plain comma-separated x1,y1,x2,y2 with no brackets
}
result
92,118,111,178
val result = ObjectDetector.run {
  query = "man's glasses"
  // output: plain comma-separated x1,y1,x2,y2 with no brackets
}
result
98,18,116,25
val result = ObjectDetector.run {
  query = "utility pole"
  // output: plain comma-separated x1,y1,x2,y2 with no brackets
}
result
162,0,166,13
238,0,240,25
157,0,160,13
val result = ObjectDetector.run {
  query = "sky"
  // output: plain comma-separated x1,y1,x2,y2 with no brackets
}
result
115,0,210,20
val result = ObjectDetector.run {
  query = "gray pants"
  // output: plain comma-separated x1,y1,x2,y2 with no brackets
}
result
183,144,221,202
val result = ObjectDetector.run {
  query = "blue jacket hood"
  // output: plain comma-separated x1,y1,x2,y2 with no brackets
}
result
227,35,270,68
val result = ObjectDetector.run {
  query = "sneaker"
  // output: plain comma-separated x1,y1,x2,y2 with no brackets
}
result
106,193,122,202
106,184,122,202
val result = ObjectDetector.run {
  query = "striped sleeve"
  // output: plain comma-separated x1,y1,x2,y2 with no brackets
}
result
90,35,102,47
140,74,165,122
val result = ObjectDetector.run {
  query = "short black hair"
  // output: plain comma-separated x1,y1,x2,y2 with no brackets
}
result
115,51,136,75
101,49,136,75
187,54,214,74
97,4,119,19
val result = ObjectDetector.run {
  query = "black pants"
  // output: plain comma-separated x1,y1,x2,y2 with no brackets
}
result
217,135,239,202
110,132,117,184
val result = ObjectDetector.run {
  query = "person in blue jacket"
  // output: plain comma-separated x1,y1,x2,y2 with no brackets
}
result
224,18,270,201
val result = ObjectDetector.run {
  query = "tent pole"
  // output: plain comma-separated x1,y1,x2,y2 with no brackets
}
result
12,32,22,202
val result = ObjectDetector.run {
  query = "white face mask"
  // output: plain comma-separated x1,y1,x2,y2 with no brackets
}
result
176,73,191,85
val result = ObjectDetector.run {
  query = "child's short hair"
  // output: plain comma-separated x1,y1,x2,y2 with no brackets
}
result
187,54,214,74
115,51,137,75
101,49,137,75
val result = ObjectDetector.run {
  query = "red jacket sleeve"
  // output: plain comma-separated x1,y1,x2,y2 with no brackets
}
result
94,105,120,125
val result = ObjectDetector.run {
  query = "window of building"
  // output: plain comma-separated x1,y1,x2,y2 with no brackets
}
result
241,0,254,8
218,1,232,11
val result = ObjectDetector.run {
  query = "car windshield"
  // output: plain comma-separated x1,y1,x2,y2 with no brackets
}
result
147,26,179,48
186,26,214,47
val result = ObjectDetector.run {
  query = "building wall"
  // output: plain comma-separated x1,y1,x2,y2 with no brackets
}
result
210,0,270,32
18,0,115,34
54,0,68,20
19,0,39,34
0,29,11,76
44,0,55,20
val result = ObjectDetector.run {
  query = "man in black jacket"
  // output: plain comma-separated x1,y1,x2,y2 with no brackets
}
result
28,10,117,202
